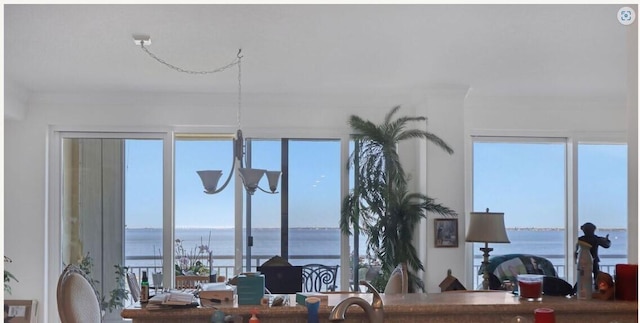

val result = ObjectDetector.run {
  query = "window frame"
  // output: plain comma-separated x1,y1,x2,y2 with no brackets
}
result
47,129,169,321
48,127,353,306
467,131,628,287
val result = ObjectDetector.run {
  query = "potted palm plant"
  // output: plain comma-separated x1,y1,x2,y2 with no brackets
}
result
340,106,457,292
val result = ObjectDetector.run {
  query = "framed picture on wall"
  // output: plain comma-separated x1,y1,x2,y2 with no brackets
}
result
434,218,458,248
4,300,38,323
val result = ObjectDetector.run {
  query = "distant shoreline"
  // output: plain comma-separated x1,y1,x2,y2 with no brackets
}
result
125,227,628,231
506,227,627,231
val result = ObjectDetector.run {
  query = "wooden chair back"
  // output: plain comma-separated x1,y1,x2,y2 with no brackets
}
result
175,275,209,289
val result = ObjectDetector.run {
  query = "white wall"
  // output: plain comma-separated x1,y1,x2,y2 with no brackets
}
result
421,86,469,293
3,88,632,322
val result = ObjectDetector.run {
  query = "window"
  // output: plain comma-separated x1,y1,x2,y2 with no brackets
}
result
471,138,630,288
577,143,628,272
124,139,164,284
472,138,567,286
174,136,236,280
246,139,282,269
245,139,342,288
59,135,163,320
58,131,348,295
287,140,341,269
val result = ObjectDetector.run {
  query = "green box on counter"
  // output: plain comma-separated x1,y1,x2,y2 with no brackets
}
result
295,292,328,306
237,273,265,305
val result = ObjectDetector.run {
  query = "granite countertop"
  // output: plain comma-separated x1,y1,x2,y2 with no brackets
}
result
121,291,638,323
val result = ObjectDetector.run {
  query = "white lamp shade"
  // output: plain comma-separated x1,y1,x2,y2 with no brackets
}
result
238,168,266,194
465,211,510,243
197,170,223,193
265,171,281,193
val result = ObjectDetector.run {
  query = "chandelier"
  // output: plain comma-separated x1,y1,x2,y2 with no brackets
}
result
135,35,281,195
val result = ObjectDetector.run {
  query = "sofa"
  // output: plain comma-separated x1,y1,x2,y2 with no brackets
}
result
479,254,557,290
478,254,574,296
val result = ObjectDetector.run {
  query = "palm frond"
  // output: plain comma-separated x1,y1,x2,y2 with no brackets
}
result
383,105,402,124
340,105,457,292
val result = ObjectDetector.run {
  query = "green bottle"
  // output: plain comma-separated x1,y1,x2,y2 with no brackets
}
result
141,271,150,303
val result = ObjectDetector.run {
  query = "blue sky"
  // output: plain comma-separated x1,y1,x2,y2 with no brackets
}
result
125,139,341,229
125,139,627,230
474,142,627,229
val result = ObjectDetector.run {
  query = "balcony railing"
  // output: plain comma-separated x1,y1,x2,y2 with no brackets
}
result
126,254,626,291
125,254,341,288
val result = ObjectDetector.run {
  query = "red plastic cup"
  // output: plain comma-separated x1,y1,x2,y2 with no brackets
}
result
615,264,638,301
534,308,555,323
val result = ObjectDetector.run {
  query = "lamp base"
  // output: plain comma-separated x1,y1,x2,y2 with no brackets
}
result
479,244,494,290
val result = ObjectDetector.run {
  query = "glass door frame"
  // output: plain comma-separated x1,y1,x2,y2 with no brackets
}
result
468,132,627,286
47,127,353,319
46,129,171,321
469,135,571,284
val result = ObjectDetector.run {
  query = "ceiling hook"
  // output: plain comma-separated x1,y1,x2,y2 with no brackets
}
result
237,49,243,59
132,35,151,47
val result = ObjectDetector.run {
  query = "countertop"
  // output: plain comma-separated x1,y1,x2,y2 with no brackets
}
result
121,291,638,323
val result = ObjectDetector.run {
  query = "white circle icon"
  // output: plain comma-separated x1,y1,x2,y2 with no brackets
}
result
618,7,636,25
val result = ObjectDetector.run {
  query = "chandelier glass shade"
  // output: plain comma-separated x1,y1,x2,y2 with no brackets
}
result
194,129,281,196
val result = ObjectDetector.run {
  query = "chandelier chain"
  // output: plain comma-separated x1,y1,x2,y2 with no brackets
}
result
139,42,244,128
140,43,240,75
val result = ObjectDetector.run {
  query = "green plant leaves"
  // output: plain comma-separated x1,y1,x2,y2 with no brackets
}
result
341,106,457,292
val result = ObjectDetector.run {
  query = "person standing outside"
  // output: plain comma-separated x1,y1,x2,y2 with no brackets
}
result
576,222,612,283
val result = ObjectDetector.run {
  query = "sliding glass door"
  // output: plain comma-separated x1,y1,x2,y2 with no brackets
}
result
245,139,282,269
58,131,348,302
60,135,164,319
174,135,236,281
244,139,342,287
287,140,341,268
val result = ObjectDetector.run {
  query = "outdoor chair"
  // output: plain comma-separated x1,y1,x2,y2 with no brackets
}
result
302,264,339,292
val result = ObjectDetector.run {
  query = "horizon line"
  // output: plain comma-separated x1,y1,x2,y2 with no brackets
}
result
125,226,629,230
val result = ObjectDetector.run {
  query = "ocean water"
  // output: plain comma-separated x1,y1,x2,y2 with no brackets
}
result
125,228,629,269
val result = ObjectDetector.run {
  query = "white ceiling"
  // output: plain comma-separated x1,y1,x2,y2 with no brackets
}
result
4,4,633,103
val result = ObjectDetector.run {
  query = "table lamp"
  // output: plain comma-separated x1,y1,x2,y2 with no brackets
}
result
465,208,510,290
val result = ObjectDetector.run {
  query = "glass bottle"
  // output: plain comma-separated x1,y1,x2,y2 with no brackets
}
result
576,240,593,300
140,270,150,303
